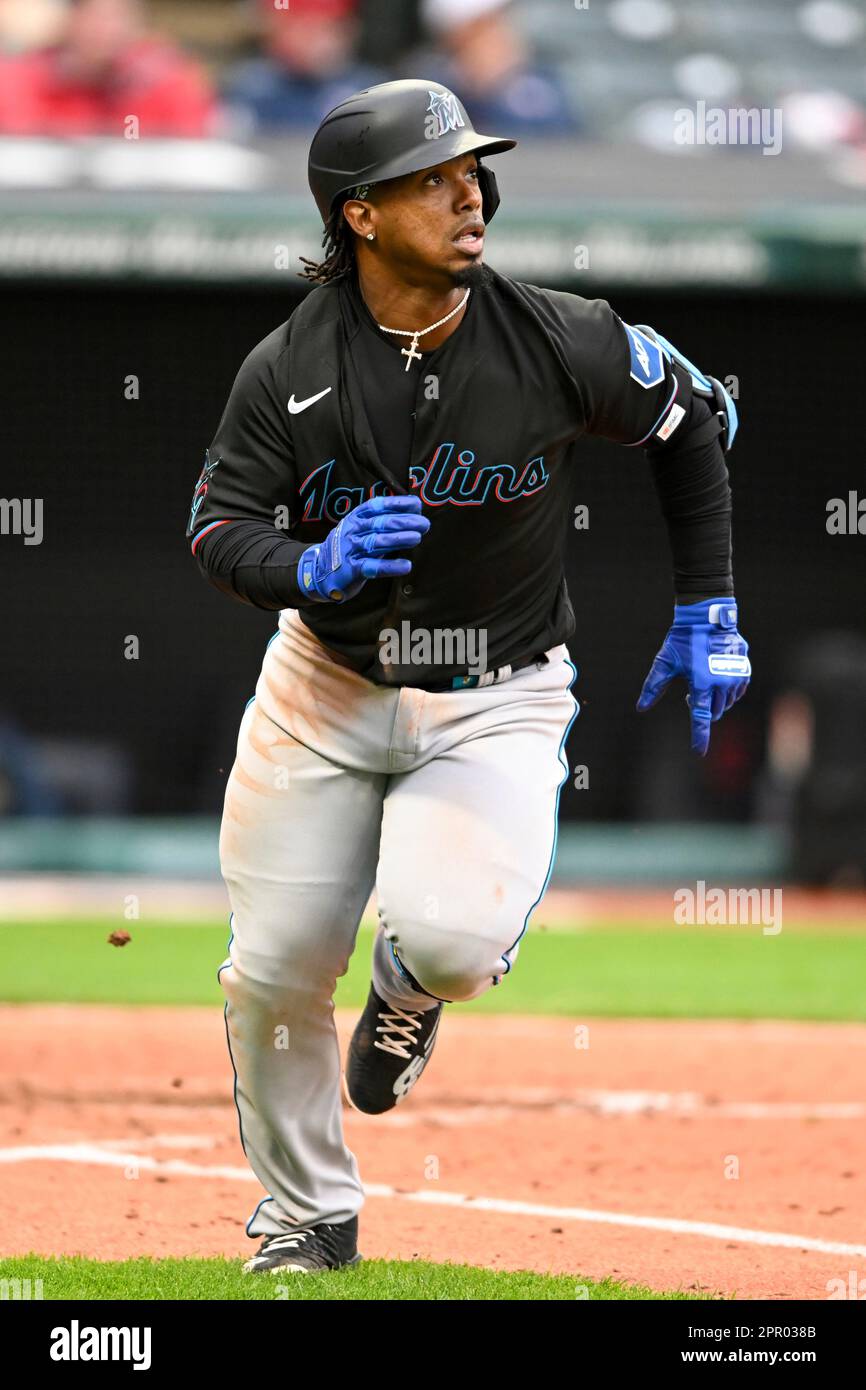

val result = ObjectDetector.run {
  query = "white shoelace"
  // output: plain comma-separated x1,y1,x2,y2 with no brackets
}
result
259,1230,316,1253
374,1004,425,1059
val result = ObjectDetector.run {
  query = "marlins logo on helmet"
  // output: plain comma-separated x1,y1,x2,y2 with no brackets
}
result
426,89,466,139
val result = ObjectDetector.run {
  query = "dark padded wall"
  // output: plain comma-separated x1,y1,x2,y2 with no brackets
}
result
1,282,860,818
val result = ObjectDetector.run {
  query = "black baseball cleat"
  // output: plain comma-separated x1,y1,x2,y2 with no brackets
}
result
344,983,443,1115
243,1216,361,1275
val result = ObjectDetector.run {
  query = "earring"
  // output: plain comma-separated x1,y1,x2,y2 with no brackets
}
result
366,232,375,241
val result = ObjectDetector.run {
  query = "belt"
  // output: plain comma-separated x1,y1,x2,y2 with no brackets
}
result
415,650,550,694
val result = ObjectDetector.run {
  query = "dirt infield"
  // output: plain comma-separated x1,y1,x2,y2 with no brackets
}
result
1,1005,864,1299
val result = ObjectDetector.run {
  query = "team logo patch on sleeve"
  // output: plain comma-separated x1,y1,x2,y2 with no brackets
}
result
188,450,220,532
623,324,665,390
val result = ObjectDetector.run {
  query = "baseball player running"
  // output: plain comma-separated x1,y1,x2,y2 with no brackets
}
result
186,79,750,1276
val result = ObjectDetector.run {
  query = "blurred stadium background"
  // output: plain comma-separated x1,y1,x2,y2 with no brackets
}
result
1,0,866,903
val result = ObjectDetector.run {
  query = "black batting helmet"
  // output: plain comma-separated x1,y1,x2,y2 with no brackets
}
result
308,78,517,227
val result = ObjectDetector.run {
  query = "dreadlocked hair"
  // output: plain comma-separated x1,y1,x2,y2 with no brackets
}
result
297,202,355,285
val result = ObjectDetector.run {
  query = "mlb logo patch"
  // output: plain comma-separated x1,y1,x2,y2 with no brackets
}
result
623,324,665,389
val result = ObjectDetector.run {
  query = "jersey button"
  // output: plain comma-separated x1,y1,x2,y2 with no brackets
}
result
401,583,413,596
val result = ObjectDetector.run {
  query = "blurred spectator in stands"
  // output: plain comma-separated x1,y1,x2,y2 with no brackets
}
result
411,0,578,135
0,714,62,815
222,0,385,135
0,0,216,137
354,0,425,73
754,633,866,885
0,0,65,53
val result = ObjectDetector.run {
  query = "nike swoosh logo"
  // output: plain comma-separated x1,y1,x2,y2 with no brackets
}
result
288,387,332,414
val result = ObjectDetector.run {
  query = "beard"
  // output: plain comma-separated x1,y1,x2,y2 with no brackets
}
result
451,260,495,291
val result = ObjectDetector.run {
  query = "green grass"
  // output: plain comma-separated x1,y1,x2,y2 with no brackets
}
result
1,918,864,1020
0,1254,717,1300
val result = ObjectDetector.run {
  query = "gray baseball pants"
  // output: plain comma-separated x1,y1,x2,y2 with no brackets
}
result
218,608,578,1237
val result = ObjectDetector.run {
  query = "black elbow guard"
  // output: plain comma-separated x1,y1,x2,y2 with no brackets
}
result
636,325,739,453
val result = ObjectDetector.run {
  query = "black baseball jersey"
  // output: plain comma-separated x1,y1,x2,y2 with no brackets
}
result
187,265,732,686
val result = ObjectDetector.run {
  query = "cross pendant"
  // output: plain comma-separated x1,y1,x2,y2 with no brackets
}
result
401,335,422,371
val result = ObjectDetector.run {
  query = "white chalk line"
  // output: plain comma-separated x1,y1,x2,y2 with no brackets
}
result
93,1134,220,1152
376,1089,866,1124
5,1087,863,1123
0,1139,864,1260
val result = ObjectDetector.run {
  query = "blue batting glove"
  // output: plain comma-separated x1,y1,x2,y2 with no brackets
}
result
636,598,751,756
298,494,431,603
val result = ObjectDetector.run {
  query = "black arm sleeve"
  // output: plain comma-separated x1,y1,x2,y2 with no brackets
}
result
556,299,735,601
185,323,313,610
193,520,308,610
645,393,734,603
